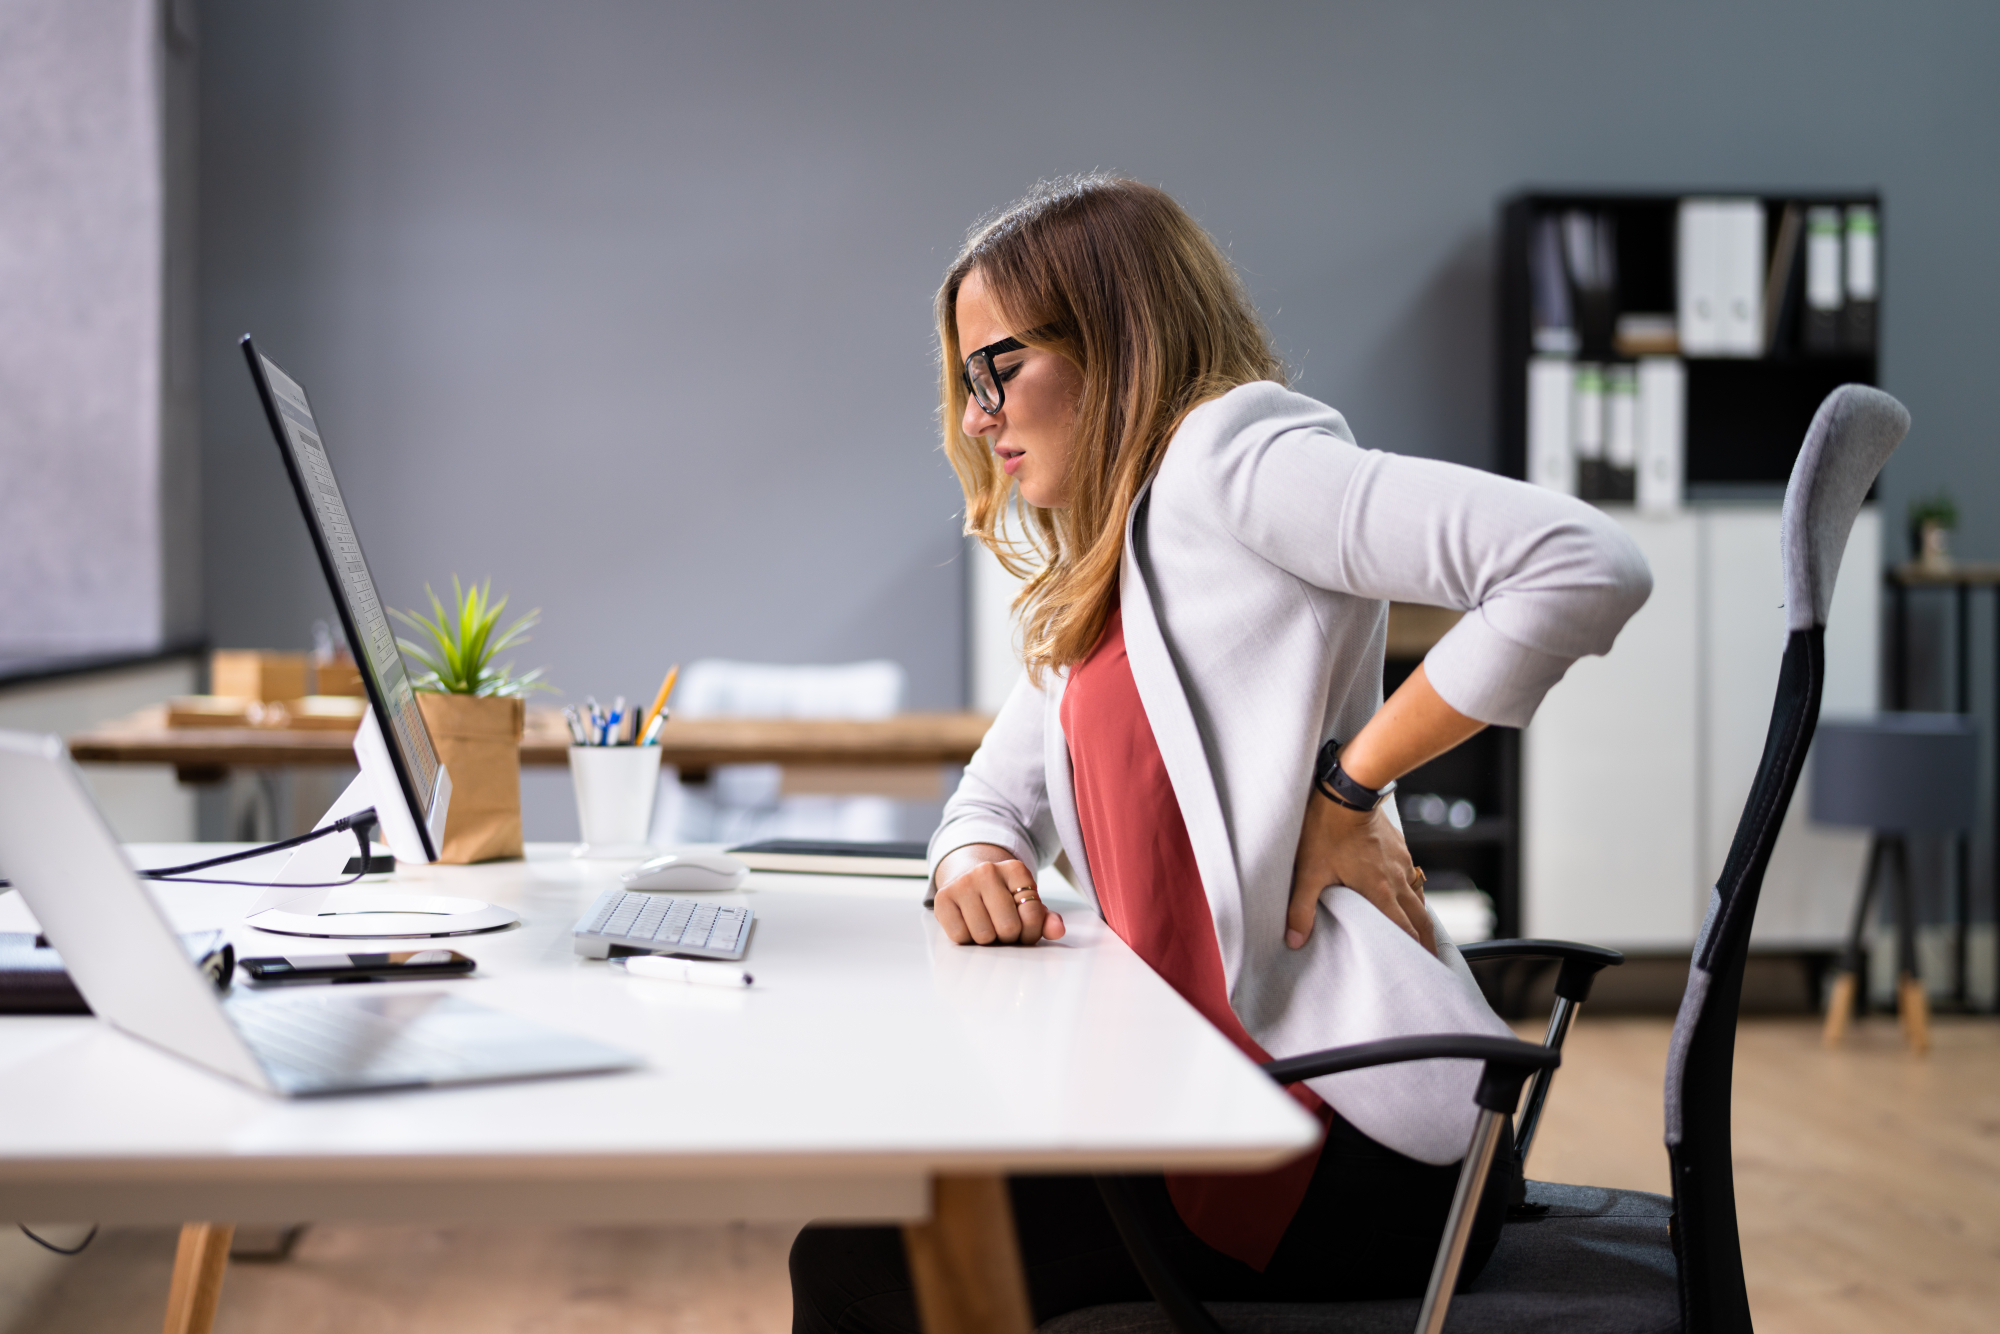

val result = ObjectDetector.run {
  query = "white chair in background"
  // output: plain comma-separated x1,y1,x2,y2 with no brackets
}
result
662,659,910,846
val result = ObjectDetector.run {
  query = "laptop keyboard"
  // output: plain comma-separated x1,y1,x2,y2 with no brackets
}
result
230,992,474,1088
226,989,643,1095
572,890,752,960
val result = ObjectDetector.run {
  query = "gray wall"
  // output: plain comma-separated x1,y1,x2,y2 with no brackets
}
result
198,0,2000,715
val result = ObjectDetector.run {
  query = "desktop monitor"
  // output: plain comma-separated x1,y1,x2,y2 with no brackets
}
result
241,335,448,864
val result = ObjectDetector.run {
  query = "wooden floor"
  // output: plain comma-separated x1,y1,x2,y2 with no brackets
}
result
4,1015,1995,1333
1524,1014,2000,1333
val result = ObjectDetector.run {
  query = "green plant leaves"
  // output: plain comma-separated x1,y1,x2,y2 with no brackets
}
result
390,575,554,697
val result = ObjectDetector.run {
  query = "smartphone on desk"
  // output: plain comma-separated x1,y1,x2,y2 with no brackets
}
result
240,949,475,985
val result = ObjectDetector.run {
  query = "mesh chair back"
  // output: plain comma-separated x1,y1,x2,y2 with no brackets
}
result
1662,386,1909,1333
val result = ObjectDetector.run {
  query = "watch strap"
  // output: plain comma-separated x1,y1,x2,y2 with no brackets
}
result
1313,738,1396,812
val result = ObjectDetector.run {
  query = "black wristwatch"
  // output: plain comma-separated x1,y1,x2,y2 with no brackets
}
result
1314,738,1396,812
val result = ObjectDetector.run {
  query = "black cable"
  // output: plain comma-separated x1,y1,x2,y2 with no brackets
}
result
147,867,371,889
18,1222,98,1255
140,809,382,889
140,808,378,878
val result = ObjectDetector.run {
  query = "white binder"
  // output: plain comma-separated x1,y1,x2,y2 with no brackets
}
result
1715,200,1765,355
1677,201,1722,355
1679,198,1764,357
1527,357,1576,495
1637,357,1685,514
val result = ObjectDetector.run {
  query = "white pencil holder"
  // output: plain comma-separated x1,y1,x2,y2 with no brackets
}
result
569,745,663,858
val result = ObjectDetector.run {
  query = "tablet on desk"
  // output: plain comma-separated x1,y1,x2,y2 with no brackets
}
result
725,839,929,877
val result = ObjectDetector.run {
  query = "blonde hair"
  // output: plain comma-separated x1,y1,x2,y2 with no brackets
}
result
938,175,1285,681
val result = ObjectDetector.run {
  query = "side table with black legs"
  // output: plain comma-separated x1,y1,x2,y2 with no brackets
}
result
1887,560,2000,1014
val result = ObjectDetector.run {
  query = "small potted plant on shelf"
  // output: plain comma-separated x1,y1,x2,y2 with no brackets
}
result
392,577,551,863
1908,491,1958,573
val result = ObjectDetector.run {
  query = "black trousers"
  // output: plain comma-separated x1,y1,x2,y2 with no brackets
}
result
791,1110,1519,1334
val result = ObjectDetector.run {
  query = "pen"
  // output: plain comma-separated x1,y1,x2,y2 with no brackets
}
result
618,955,754,988
642,665,679,737
574,681,677,746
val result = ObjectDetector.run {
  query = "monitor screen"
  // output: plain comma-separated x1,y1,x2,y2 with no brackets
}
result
241,338,442,857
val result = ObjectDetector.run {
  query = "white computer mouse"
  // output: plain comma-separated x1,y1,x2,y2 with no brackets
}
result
620,852,749,892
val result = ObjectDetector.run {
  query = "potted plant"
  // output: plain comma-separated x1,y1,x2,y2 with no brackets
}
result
391,578,550,863
1908,491,1958,573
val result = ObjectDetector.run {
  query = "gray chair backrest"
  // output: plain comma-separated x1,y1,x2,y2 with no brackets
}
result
1662,385,1909,1334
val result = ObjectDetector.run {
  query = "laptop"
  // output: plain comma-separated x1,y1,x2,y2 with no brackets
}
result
0,731,641,1096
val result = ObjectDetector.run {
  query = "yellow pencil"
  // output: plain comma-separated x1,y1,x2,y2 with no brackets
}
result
643,664,679,733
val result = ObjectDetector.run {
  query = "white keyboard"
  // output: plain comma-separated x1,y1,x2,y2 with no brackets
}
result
572,890,753,961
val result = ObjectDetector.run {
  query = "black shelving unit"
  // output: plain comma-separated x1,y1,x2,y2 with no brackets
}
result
1386,655,1520,939
1497,189,1881,492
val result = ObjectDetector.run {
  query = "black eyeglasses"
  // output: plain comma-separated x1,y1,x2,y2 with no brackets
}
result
962,336,1027,415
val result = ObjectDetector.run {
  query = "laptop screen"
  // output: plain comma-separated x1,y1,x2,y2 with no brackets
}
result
241,339,442,850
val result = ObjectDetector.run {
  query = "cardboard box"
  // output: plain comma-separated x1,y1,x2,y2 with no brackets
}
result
210,650,308,703
314,653,365,696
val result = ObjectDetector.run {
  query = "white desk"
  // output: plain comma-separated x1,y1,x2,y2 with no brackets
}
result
0,845,1317,1333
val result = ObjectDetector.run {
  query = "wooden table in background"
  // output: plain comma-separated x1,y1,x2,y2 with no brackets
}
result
66,708,996,785
65,605,1460,786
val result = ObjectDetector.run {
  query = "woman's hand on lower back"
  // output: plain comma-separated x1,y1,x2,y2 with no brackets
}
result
1287,793,1435,956
932,843,1066,946
1286,663,1478,957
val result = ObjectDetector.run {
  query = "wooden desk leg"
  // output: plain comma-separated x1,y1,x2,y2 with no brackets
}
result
162,1223,234,1334
1822,971,1858,1048
902,1175,1033,1334
1899,975,1933,1055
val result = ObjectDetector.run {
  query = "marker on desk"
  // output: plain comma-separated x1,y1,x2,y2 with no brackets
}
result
618,955,753,989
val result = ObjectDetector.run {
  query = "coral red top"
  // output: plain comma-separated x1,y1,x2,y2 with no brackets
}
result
1061,604,1332,1272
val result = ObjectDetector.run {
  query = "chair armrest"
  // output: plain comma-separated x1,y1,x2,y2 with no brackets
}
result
1261,1034,1557,1114
1459,938,1625,1004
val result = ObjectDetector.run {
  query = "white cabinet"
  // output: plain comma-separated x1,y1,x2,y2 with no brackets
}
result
1523,505,1878,950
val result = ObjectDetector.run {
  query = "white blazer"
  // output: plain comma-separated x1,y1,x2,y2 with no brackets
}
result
929,382,1652,1163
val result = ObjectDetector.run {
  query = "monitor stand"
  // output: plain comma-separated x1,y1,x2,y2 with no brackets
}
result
242,706,518,939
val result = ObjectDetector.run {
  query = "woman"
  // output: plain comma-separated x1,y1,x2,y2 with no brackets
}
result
791,176,1649,1332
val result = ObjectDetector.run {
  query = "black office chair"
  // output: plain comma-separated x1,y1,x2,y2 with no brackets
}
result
1047,384,1910,1334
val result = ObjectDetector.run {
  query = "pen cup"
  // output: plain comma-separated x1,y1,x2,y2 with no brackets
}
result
569,745,663,858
